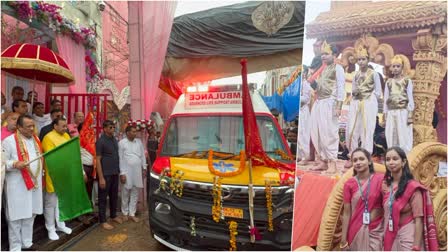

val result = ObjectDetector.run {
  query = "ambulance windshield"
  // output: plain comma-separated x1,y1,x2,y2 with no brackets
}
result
160,115,290,161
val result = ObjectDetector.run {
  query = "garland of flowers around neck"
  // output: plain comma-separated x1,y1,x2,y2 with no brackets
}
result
228,221,238,251
17,133,42,189
265,180,274,232
212,176,224,223
169,170,184,197
208,149,246,177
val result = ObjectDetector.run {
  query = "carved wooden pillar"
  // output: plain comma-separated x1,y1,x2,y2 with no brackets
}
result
412,28,447,145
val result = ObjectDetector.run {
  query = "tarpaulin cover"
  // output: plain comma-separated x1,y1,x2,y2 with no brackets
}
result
167,1,305,58
261,92,283,114
282,75,301,122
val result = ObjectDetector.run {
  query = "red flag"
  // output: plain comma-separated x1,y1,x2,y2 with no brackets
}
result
240,59,293,172
79,112,97,178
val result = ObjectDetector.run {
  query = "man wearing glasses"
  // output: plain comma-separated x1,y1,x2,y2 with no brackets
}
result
96,120,123,230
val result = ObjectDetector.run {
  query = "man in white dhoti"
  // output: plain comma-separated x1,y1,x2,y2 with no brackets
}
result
344,46,382,168
384,55,414,154
309,41,345,174
119,125,147,223
297,78,313,165
3,115,43,251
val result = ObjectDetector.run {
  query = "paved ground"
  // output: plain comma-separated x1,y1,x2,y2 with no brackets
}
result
65,210,170,251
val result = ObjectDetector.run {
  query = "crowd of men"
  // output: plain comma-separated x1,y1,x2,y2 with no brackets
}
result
1,86,156,251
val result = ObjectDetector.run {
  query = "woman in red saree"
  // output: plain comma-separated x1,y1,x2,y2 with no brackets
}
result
382,146,439,251
340,148,384,250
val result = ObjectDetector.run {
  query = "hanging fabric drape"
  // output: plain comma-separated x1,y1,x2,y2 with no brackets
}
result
55,35,86,93
128,1,177,119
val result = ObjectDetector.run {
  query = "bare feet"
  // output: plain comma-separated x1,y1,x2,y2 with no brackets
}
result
102,223,114,230
122,215,129,222
112,216,123,224
298,159,309,166
129,216,140,223
310,160,327,171
322,160,337,175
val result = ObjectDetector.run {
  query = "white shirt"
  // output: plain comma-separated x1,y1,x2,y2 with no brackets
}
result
3,134,43,221
335,64,346,102
119,137,147,189
32,113,52,134
300,80,313,107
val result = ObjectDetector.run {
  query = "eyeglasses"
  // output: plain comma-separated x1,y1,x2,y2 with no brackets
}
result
108,126,116,129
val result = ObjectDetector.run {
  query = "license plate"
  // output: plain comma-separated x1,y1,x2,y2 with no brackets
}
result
222,207,243,219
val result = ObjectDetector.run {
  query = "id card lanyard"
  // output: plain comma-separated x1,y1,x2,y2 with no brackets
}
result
356,175,371,225
388,184,395,231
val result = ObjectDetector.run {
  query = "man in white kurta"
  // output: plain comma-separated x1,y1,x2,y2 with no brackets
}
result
309,41,345,173
119,126,147,222
384,55,414,154
3,115,43,251
297,79,313,165
345,47,382,168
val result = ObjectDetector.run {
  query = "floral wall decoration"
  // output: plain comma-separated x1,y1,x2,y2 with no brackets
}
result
5,1,103,88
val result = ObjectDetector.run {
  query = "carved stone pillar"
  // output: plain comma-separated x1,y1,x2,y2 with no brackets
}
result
412,28,447,145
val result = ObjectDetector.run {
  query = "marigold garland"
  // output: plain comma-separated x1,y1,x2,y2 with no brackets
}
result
274,149,293,161
228,221,238,251
265,180,274,232
159,168,171,193
212,176,223,222
208,149,246,177
170,170,184,197
190,216,197,237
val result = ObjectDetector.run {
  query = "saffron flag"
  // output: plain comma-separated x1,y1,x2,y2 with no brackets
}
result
44,137,93,221
240,59,293,171
79,112,96,178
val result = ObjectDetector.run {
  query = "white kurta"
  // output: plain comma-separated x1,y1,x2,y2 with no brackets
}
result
3,134,43,222
32,114,51,135
297,80,312,160
384,79,414,154
346,70,382,154
119,137,146,189
310,64,346,161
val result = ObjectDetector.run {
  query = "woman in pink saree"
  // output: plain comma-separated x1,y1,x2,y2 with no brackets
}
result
382,146,439,251
340,148,384,250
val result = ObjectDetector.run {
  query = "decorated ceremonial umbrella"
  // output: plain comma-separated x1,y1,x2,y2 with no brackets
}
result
1,43,74,111
1,43,74,83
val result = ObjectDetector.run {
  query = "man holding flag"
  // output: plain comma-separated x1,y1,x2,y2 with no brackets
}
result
3,115,43,251
41,117,75,240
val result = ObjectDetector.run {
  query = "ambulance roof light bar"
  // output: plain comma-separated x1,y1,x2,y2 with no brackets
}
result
185,83,256,93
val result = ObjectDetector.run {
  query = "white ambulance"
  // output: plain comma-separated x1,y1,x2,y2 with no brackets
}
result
148,84,295,250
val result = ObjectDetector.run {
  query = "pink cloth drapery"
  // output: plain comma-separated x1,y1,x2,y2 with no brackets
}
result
129,1,177,119
55,35,86,93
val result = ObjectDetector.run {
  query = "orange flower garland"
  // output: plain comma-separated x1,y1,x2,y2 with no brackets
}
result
228,221,238,251
265,180,274,231
274,149,293,161
212,176,223,222
208,149,246,177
